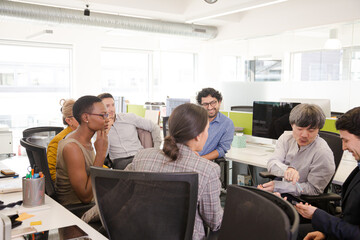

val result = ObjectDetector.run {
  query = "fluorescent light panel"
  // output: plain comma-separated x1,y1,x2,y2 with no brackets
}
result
186,0,288,23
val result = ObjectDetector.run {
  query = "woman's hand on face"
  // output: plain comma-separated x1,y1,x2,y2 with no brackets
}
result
105,117,114,134
94,130,108,155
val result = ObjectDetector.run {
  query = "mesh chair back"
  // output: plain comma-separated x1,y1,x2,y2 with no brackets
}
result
20,137,56,199
219,185,297,240
22,126,63,148
241,186,299,240
90,167,198,240
318,131,343,193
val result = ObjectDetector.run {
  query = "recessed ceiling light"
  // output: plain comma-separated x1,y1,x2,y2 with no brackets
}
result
204,0,218,3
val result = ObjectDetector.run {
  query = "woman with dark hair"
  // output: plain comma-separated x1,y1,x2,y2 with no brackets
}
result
125,103,223,240
55,95,109,206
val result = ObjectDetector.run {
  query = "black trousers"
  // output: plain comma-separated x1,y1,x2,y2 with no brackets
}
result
112,156,134,170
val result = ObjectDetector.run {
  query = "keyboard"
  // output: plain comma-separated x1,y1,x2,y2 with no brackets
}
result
239,148,268,156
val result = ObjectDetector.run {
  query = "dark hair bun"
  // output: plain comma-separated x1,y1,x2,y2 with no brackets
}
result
162,136,179,161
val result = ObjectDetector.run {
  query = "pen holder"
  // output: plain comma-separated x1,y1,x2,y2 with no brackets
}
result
22,177,45,207
232,135,247,148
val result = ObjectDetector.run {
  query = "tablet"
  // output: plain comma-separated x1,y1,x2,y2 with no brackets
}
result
21,225,90,240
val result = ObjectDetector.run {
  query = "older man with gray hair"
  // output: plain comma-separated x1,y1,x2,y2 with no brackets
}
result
259,103,335,196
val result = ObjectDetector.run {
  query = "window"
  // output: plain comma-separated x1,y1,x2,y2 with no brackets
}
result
245,59,282,82
292,50,341,81
101,49,197,103
101,49,150,104
0,42,71,152
349,47,360,81
219,56,244,82
153,52,196,100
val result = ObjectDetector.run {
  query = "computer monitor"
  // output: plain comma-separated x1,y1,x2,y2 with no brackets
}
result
252,101,300,140
279,98,331,118
166,98,190,116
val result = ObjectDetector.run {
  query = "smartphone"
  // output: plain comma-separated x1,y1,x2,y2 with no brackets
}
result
281,193,307,205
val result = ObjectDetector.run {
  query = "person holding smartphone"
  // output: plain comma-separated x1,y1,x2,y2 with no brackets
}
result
295,107,360,240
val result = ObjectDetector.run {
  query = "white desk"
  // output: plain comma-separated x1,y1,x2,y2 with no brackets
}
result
0,156,107,239
226,144,357,186
0,192,107,239
226,143,272,168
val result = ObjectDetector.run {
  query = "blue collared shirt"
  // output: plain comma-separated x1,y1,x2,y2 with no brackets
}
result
198,112,235,158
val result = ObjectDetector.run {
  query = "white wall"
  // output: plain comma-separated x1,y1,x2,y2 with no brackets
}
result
0,0,359,111
217,0,360,41
221,81,359,113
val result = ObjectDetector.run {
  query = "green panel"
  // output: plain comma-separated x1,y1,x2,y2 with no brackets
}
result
229,112,253,135
228,112,338,135
220,111,228,117
321,118,339,133
127,104,146,117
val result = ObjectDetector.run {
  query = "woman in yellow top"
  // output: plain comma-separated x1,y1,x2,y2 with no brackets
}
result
47,99,79,182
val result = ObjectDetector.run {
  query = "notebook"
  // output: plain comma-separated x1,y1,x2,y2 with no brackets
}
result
0,178,22,193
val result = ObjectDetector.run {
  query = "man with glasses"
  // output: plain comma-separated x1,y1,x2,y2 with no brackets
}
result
259,104,335,196
196,88,235,160
98,93,162,170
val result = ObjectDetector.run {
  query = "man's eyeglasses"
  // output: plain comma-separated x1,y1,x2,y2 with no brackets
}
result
86,113,109,119
201,100,218,108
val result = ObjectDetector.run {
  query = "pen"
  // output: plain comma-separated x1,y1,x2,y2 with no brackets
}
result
296,182,303,192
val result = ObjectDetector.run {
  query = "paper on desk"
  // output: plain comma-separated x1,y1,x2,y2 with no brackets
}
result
30,220,42,226
16,212,35,221
0,178,22,193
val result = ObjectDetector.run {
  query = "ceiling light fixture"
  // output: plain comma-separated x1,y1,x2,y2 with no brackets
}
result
187,0,287,23
26,29,53,39
204,0,218,4
324,29,342,50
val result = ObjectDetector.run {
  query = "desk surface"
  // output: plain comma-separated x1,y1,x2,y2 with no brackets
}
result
226,144,357,186
0,156,107,240
0,193,107,239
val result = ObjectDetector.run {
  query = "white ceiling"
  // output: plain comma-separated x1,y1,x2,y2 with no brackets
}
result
11,0,287,27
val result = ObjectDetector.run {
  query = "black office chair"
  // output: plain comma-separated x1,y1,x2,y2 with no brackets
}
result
259,131,343,213
22,126,64,167
20,137,56,198
299,131,343,212
22,126,64,137
212,185,298,240
214,157,228,189
90,167,198,240
20,136,94,218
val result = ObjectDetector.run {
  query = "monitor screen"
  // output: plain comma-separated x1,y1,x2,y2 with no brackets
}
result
252,101,300,139
166,98,190,116
279,98,331,118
